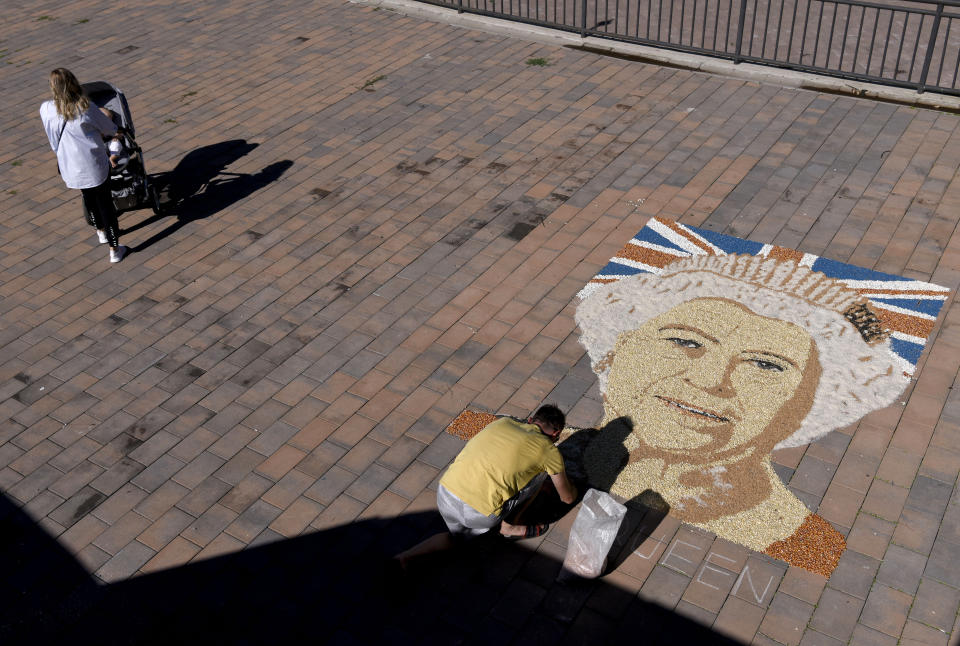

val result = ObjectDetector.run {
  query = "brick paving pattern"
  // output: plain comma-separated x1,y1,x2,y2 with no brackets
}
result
1,0,960,643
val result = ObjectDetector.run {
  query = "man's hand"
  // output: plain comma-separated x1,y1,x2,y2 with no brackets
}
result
550,471,578,505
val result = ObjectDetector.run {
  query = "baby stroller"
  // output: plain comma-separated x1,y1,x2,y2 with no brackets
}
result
82,81,161,215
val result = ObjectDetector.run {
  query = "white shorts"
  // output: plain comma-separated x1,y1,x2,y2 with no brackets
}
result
436,473,548,538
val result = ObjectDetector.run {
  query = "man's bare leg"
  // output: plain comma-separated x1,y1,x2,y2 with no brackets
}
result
393,532,455,570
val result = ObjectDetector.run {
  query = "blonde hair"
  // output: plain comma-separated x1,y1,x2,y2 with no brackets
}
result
49,68,88,121
576,255,910,449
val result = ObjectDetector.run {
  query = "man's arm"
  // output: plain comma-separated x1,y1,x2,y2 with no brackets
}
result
549,470,578,505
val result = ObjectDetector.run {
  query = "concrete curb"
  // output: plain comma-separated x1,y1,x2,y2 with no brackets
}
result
354,0,960,112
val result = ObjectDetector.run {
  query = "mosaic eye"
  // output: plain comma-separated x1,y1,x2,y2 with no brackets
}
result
750,358,784,372
666,337,701,349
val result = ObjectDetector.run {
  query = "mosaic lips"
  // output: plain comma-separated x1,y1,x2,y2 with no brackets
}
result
644,390,739,452
654,395,731,422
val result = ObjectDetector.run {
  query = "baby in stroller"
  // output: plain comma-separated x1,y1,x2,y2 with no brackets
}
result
82,80,162,215
99,107,130,169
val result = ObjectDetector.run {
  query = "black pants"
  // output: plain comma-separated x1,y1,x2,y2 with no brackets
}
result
81,181,120,247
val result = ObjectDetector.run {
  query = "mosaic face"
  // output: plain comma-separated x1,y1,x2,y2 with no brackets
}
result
604,298,819,457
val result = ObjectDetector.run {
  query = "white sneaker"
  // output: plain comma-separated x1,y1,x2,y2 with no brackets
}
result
109,245,128,263
97,230,108,244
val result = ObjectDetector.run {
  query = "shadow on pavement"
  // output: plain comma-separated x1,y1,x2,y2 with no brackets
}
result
1,492,745,645
125,140,292,252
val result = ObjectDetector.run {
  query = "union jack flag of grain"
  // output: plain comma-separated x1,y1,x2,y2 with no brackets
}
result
579,217,950,373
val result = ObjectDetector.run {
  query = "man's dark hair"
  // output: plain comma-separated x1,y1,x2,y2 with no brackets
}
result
533,404,565,435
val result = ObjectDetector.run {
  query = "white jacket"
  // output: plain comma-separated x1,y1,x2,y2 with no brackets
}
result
40,100,117,189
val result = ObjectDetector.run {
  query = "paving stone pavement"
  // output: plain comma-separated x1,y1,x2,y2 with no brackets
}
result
2,0,960,644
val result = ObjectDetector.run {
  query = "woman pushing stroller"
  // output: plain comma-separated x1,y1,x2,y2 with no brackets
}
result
40,68,128,263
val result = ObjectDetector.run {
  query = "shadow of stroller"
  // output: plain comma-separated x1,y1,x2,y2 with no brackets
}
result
125,140,292,252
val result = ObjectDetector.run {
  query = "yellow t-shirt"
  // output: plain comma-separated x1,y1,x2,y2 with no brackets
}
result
439,417,565,516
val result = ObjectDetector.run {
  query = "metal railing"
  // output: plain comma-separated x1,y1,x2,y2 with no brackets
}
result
422,0,960,95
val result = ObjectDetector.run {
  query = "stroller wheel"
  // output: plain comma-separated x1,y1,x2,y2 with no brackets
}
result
150,184,162,215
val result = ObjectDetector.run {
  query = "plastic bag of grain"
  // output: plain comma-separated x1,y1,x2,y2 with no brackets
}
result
559,489,627,580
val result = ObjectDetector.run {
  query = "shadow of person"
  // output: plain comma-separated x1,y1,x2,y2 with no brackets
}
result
549,417,672,575
2,491,744,646
123,140,293,252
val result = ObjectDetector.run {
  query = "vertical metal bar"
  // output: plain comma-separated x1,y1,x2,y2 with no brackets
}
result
839,4,851,71
909,15,926,83
917,4,943,93
934,17,953,87
786,0,800,62
852,5,865,74
703,0,710,49
625,0,632,38
799,0,812,66
647,0,652,39
667,0,683,43
812,1,824,68
712,0,720,50
824,1,838,69
680,0,687,45
773,0,785,61
731,0,739,54
734,0,749,61
761,0,771,57
951,20,960,90
747,0,759,56
580,0,587,35
865,7,880,76
698,0,705,48
690,0,696,47
879,11,895,80
634,0,642,39
894,12,909,80
658,0,664,41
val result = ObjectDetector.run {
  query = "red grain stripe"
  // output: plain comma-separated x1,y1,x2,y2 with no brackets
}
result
659,219,716,254
873,307,934,338
617,243,685,268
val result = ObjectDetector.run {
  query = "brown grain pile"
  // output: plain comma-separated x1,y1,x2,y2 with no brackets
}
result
764,513,846,576
446,410,498,440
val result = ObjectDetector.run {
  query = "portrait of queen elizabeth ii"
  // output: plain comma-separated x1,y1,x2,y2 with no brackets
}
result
574,253,912,573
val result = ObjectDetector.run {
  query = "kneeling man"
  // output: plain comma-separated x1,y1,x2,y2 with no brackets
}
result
395,405,578,567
